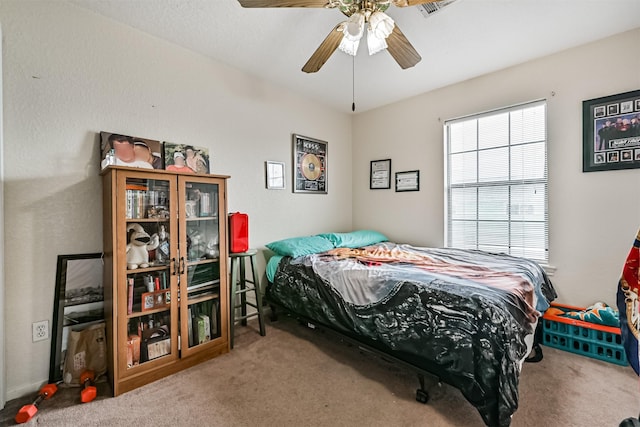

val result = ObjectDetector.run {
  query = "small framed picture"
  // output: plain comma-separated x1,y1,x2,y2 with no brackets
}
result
265,161,285,190
395,170,420,192
142,292,155,311
370,159,391,189
621,101,634,114
184,200,197,218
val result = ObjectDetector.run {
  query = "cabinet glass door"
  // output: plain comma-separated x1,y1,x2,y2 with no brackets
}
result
179,178,223,352
120,174,178,373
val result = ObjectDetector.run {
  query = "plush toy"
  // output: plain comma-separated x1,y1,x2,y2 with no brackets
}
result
205,237,219,259
126,223,159,269
187,228,206,260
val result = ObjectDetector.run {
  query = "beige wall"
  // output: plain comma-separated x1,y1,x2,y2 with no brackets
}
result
0,1,352,399
353,28,640,309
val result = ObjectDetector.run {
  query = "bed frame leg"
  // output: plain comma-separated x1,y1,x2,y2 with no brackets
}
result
269,305,278,322
416,373,429,404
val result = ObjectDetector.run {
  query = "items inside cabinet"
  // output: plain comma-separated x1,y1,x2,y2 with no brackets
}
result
185,298,220,348
182,181,221,350
125,269,172,368
102,166,229,396
125,178,170,221
125,177,172,271
184,182,220,262
126,311,171,367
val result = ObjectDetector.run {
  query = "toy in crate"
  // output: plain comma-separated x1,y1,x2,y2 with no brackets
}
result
542,302,627,366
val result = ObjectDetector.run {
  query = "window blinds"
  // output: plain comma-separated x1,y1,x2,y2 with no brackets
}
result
445,100,548,262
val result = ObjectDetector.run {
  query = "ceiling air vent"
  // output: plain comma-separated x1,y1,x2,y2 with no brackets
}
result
418,0,458,18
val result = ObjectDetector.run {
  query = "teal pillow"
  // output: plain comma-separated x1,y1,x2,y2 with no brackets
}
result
316,230,388,249
265,236,334,258
265,255,284,283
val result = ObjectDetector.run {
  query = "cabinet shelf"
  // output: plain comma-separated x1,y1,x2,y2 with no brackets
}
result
127,306,171,319
188,292,220,305
186,215,218,221
187,258,219,266
187,279,220,292
127,265,170,274
126,217,170,223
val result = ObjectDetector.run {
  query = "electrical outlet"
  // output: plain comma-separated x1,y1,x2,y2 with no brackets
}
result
32,320,49,342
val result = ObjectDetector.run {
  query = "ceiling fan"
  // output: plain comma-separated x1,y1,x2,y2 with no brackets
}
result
237,0,443,73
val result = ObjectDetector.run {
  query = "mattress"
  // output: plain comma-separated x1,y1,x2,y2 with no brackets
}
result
266,242,556,426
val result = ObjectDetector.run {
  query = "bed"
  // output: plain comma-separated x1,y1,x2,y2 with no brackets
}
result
264,231,556,427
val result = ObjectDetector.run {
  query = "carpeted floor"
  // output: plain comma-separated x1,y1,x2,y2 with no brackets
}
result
1,314,638,426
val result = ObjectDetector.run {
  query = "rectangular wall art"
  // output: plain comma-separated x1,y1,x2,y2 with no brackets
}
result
100,132,164,170
292,134,327,194
583,89,640,172
164,142,210,174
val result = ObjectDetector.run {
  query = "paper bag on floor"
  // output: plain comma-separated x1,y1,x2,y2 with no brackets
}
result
63,322,107,386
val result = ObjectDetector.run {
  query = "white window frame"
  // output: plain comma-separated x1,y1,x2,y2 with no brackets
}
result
444,100,549,263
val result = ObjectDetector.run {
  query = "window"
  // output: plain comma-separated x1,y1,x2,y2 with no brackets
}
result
444,101,548,262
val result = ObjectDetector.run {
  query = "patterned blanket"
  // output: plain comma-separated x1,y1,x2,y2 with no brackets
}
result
268,242,556,426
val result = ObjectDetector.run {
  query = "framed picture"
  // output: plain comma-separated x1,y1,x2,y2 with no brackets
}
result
292,134,327,194
265,161,285,190
395,170,420,192
49,253,104,383
142,292,156,311
141,290,171,311
100,132,164,170
370,159,391,189
583,89,640,172
164,142,210,174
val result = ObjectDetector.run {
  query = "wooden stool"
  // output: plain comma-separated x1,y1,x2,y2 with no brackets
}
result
229,249,266,348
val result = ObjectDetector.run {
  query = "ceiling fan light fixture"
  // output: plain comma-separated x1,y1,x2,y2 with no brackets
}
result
338,12,364,56
338,34,360,56
367,28,388,55
369,11,394,39
345,12,364,38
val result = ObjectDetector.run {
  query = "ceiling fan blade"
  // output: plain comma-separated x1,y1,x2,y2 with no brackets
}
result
392,0,441,6
386,24,421,69
238,0,329,7
302,23,344,73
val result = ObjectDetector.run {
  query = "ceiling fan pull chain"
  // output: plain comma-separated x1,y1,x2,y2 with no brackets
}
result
352,55,356,112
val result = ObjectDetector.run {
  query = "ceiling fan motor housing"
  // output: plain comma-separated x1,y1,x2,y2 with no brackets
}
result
330,0,391,18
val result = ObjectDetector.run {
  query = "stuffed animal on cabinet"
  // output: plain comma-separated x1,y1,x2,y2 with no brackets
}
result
126,223,159,269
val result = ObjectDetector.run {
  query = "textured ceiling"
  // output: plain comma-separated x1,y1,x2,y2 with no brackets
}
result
71,0,640,113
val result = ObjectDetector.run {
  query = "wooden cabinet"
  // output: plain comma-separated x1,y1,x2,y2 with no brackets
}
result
101,166,229,396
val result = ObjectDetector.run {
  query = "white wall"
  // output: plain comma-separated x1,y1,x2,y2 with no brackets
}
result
0,1,352,399
353,28,640,308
